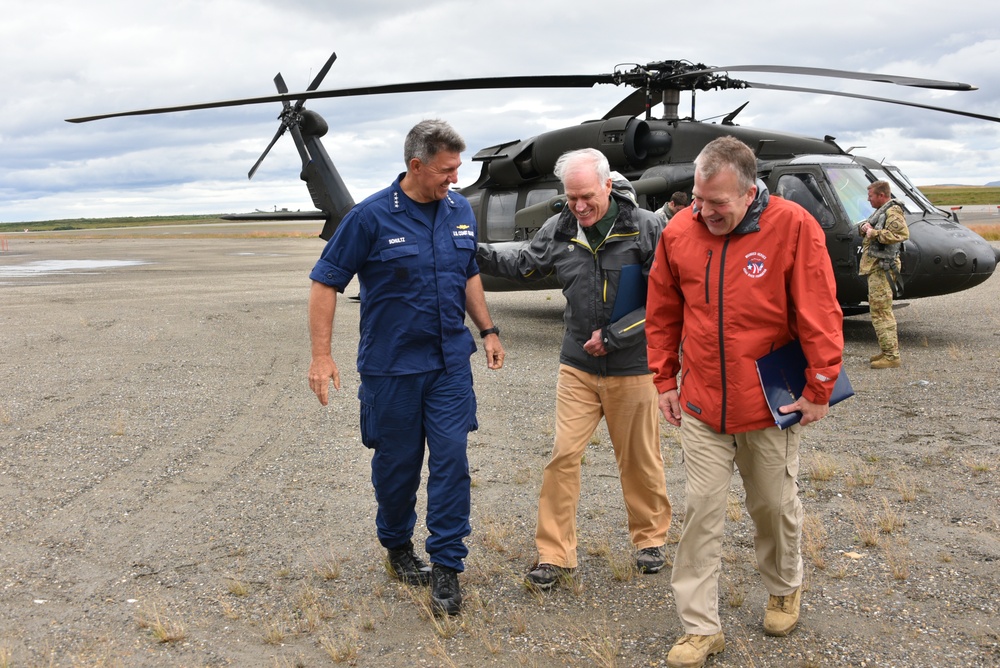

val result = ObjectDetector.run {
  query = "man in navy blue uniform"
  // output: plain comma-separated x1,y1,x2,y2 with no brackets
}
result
307,119,504,616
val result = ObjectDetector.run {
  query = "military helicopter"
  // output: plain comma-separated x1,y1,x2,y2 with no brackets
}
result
67,53,1000,315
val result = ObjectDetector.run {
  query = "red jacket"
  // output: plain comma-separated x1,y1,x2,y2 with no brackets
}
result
646,191,843,434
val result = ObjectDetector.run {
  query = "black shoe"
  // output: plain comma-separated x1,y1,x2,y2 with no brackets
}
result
636,546,666,574
430,564,462,616
387,542,432,586
525,563,573,590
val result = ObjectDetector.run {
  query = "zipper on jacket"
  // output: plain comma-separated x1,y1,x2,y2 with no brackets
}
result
704,250,713,304
717,239,730,433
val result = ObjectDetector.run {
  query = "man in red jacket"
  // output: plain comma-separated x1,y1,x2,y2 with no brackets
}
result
646,137,843,668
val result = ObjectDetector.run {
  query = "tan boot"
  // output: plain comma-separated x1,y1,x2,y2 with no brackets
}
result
763,587,801,637
869,352,885,363
870,355,901,369
667,632,725,668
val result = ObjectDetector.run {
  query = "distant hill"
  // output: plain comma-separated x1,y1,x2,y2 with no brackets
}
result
988,181,1000,187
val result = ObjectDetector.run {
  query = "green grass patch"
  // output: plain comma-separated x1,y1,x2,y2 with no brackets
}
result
918,186,1000,207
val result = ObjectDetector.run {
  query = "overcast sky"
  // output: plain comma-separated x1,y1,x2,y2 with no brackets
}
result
2,0,999,223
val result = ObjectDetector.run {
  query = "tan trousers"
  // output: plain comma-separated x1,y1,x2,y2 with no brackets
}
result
671,415,803,635
535,364,671,568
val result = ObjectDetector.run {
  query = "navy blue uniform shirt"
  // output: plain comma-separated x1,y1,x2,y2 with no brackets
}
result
309,174,479,376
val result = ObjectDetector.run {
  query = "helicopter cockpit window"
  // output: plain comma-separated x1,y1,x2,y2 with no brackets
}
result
869,167,922,214
486,191,517,241
887,167,937,210
775,173,837,229
824,166,876,225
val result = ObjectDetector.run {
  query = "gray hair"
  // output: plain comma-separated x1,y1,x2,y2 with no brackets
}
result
553,148,611,185
404,119,466,164
694,136,757,192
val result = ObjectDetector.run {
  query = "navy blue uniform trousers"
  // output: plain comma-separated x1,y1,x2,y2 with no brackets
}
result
358,362,477,571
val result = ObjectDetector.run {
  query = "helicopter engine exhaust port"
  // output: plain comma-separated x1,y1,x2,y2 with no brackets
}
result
623,119,672,165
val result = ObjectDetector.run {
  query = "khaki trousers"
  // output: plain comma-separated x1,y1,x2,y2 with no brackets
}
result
868,268,899,359
671,415,803,635
535,364,671,568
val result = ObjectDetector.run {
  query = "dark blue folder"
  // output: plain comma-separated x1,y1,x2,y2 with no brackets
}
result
610,264,646,321
755,339,854,429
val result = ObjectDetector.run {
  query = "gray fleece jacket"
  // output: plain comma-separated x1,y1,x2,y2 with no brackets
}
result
476,179,664,377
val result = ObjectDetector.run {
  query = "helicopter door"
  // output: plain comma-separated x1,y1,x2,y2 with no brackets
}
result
772,168,868,304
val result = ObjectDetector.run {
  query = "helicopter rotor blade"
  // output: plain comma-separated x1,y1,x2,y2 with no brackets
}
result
603,89,648,119
248,125,287,180
274,72,290,97
743,80,1000,124
305,52,337,93
674,65,977,91
65,74,616,123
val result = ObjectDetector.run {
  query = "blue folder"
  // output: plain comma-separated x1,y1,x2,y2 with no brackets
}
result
755,339,854,429
610,264,646,321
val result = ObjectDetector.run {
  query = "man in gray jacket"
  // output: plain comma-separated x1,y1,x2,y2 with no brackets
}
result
477,148,672,589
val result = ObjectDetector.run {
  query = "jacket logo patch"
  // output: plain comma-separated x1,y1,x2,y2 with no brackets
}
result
388,237,407,245
743,252,767,279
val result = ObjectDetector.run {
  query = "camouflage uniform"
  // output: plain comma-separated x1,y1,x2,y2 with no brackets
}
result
859,199,909,360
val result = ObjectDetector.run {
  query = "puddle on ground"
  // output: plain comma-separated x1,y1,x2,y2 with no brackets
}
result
0,259,149,278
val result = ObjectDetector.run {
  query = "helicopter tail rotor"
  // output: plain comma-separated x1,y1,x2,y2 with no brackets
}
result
247,53,339,180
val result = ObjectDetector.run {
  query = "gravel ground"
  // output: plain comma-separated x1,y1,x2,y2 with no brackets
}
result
0,229,998,667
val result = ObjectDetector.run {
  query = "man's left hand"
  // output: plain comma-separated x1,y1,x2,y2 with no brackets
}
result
484,335,505,370
779,395,829,426
583,329,607,357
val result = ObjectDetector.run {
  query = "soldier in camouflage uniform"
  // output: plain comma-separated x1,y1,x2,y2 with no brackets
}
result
858,180,909,369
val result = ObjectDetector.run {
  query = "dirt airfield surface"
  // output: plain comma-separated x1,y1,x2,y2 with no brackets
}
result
1,226,998,667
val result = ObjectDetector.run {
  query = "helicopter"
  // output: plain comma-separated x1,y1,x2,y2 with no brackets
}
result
67,52,1000,315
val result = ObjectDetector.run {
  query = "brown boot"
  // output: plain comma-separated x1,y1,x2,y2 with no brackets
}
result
870,355,901,369
869,352,885,363
667,632,725,668
763,587,801,637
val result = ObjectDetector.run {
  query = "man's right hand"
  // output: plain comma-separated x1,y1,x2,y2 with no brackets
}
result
308,355,341,406
658,389,682,427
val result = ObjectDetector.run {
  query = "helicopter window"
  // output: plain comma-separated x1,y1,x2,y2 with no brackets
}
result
775,173,837,229
486,191,518,241
525,188,558,209
868,168,922,213
888,167,936,210
824,166,876,225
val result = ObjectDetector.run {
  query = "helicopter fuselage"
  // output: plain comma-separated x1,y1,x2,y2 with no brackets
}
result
460,118,998,312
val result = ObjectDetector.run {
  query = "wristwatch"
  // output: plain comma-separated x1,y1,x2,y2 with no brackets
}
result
479,326,500,339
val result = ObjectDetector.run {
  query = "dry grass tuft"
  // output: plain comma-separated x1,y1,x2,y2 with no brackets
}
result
606,549,638,583
308,546,343,581
846,462,876,488
225,577,249,597
320,628,360,663
875,497,906,534
893,475,918,502
850,501,881,548
807,453,838,482
136,604,186,644
962,456,994,473
725,579,746,608
883,538,911,581
574,619,623,668
803,512,828,570
726,493,743,522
